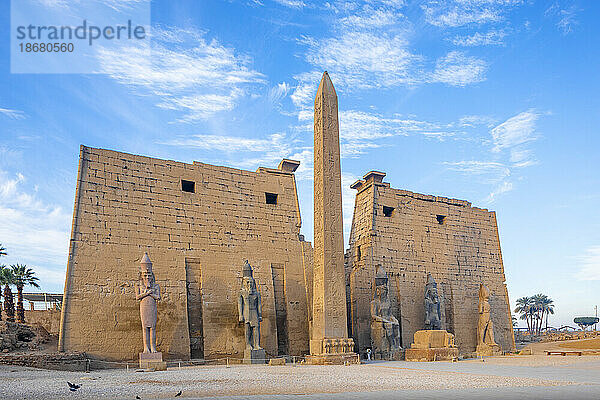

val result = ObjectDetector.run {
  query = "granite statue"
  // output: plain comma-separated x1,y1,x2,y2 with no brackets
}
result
238,261,262,351
370,266,401,359
424,274,442,330
477,283,501,356
135,253,161,354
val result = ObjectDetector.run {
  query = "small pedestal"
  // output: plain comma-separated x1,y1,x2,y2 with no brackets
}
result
139,352,167,371
476,343,502,357
244,348,266,364
305,338,360,365
405,347,458,362
405,330,458,362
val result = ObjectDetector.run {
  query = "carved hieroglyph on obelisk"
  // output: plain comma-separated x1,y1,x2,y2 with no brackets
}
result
309,72,357,363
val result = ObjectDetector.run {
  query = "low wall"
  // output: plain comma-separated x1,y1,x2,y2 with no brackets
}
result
24,310,61,335
0,353,87,371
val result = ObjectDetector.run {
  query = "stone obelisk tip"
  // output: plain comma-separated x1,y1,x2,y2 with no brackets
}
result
316,71,337,100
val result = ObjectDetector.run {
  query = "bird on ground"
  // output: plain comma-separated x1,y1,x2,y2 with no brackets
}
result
175,390,182,397
136,396,142,399
67,382,81,392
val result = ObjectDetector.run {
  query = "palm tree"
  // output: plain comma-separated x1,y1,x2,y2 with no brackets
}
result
539,295,555,331
0,267,16,322
515,296,533,333
11,264,40,323
532,294,547,334
0,244,6,258
0,265,5,321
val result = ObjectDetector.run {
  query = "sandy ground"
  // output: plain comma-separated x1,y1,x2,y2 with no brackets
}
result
523,337,600,354
1,354,600,400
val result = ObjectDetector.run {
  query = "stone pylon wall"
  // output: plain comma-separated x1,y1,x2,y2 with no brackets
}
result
59,146,310,361
347,175,515,355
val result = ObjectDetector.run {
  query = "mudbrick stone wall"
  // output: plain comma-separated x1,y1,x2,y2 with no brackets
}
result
347,172,515,355
24,310,61,335
59,146,310,361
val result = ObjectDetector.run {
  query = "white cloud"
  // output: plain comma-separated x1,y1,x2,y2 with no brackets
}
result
491,109,539,152
340,7,400,28
340,110,450,140
302,31,423,91
35,0,71,9
0,171,70,286
268,82,290,103
546,3,579,35
484,180,513,203
576,246,600,281
459,115,497,127
0,108,27,120
557,7,579,35
444,161,510,183
160,132,316,181
161,132,291,154
444,109,543,202
451,30,507,46
430,51,487,86
422,0,522,28
96,26,265,122
273,0,305,8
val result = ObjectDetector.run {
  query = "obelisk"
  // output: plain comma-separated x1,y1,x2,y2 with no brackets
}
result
308,71,358,364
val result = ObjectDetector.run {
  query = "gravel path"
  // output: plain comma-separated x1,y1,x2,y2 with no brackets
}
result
0,359,579,400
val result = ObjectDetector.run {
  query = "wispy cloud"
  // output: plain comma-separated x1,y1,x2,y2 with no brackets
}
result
161,132,314,181
451,30,507,46
161,132,291,153
444,161,510,182
459,115,497,127
484,180,513,202
545,3,579,35
273,0,305,8
491,109,540,153
0,108,27,120
422,0,522,28
445,109,543,203
268,82,290,103
430,51,487,86
96,26,265,122
0,170,70,285
291,3,490,119
301,30,423,91
575,246,600,281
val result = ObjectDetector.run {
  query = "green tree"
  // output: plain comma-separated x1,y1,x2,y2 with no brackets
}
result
539,295,555,331
0,267,16,322
0,265,5,321
11,264,40,323
515,296,533,334
530,294,555,334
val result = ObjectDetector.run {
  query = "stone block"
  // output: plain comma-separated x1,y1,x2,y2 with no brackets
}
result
243,348,266,364
268,357,286,366
405,347,459,362
476,343,502,357
412,330,455,350
305,352,360,365
139,352,167,371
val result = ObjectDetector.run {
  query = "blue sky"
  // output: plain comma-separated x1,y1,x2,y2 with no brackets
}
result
0,0,598,328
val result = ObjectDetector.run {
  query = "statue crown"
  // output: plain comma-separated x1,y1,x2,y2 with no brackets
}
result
242,260,254,277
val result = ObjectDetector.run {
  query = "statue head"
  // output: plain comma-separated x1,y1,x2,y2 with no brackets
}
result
374,266,389,301
139,253,155,287
425,273,439,301
241,261,257,294
375,284,388,301
479,283,490,301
